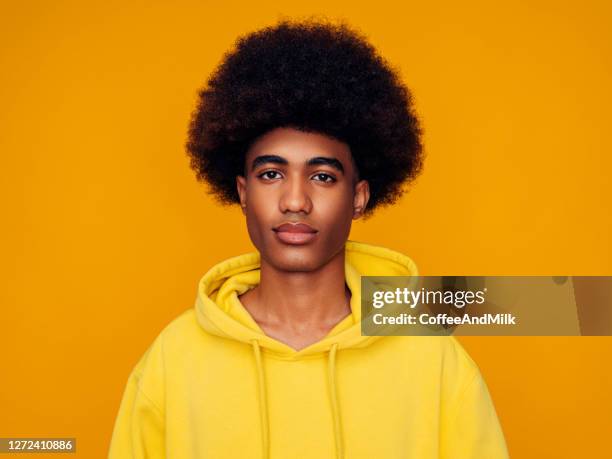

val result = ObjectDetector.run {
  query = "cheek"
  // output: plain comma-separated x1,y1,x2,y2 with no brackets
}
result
313,186,354,231
244,187,276,243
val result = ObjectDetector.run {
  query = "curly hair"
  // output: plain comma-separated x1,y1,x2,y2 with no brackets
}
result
186,19,424,215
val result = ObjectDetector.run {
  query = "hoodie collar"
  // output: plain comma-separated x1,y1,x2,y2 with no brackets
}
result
194,240,418,359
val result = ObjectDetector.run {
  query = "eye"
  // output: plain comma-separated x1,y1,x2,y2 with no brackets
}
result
312,172,336,183
257,170,282,180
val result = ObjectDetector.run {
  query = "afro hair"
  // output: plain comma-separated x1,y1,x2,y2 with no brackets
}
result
186,19,424,216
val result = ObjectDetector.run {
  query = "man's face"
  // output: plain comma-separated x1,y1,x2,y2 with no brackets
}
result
236,127,370,272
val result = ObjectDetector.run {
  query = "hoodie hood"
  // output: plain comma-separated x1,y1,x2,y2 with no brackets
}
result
195,240,418,358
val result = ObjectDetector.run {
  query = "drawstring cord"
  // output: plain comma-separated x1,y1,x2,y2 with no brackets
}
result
251,340,270,459
328,342,344,459
250,340,344,459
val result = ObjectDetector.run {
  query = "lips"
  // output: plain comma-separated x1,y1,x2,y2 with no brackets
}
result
273,222,318,245
274,223,317,233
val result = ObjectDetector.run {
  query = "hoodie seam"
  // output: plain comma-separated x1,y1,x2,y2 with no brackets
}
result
132,371,165,420
445,369,479,425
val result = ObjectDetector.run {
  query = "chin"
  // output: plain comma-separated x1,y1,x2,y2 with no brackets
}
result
266,252,322,273
263,239,346,273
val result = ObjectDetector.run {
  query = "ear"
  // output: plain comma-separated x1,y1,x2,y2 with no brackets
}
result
236,175,247,215
352,179,370,219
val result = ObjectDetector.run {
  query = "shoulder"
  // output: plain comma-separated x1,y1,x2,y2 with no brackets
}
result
127,308,203,395
159,308,203,345
376,335,481,390
389,335,481,393
130,308,203,406
429,336,481,388
439,336,480,376
392,335,479,372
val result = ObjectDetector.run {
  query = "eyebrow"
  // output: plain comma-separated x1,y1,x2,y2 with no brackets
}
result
251,155,345,174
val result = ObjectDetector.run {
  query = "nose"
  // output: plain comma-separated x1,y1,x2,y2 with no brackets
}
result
279,175,313,214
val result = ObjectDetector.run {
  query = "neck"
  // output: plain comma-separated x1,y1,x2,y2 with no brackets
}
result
253,248,352,330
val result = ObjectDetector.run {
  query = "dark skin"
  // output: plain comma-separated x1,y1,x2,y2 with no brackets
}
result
236,127,370,351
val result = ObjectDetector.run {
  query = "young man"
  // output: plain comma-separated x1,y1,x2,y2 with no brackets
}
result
109,20,509,458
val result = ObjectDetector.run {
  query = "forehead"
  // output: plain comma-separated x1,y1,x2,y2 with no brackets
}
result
245,127,353,166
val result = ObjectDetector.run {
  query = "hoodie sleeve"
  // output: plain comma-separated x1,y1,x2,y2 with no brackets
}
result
108,336,166,459
440,368,509,459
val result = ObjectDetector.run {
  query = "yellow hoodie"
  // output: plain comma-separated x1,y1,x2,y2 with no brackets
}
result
108,240,509,458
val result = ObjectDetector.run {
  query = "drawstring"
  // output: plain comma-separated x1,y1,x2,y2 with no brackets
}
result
251,340,270,459
249,340,344,459
328,342,344,459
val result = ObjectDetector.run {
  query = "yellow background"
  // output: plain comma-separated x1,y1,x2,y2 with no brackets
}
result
1,1,611,457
